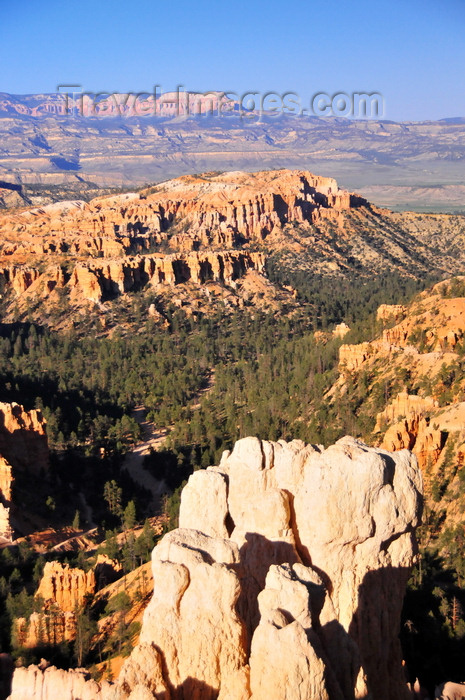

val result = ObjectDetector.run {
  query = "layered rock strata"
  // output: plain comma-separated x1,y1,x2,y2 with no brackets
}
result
36,562,96,612
0,457,13,540
0,170,362,258
0,170,364,309
8,435,422,700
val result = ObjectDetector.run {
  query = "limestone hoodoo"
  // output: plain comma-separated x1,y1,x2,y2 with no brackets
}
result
8,435,422,700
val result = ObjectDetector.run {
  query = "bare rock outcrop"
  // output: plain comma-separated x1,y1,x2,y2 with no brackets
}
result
0,170,364,314
8,665,111,700
67,251,266,303
0,402,49,540
36,562,96,612
15,610,77,648
0,402,48,475
14,562,97,648
0,170,361,261
376,392,444,471
249,563,334,700
8,436,422,700
435,681,465,699
375,392,438,433
332,322,350,339
338,340,389,372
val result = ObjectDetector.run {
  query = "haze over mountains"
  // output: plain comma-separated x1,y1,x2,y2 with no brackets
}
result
1,92,465,212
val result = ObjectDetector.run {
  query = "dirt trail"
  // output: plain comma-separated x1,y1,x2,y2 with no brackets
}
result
122,407,169,513
122,370,216,513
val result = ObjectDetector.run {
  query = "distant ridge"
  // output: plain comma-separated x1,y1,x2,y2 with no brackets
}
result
1,92,465,211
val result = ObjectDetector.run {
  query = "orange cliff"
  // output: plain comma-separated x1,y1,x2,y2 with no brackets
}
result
0,457,13,541
336,283,465,485
68,250,267,303
15,562,97,649
0,170,363,258
36,561,96,612
0,169,365,308
375,392,443,471
0,402,48,475
0,402,48,541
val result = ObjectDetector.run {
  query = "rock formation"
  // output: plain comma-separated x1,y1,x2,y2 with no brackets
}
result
0,402,48,475
67,251,266,303
0,170,361,258
375,393,445,471
8,435,423,700
0,170,365,315
0,456,13,541
36,562,96,612
332,322,350,339
14,611,77,649
435,681,465,699
377,304,407,322
338,340,390,372
8,665,111,700
14,562,97,648
0,402,48,540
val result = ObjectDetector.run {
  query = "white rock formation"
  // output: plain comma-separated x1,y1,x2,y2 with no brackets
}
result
8,436,423,700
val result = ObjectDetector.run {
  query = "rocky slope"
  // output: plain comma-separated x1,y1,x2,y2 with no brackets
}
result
1,168,465,329
0,169,361,324
327,279,465,562
8,435,423,700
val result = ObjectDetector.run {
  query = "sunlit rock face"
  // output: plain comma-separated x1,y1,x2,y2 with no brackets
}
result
8,435,423,700
0,169,361,311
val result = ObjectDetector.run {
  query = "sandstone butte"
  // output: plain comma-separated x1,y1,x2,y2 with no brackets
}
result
8,435,423,700
0,402,48,542
0,169,364,307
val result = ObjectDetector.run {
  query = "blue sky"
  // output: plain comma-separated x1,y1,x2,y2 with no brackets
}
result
1,0,464,121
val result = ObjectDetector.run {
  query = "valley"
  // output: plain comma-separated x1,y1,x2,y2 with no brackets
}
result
1,167,465,698
1,93,465,212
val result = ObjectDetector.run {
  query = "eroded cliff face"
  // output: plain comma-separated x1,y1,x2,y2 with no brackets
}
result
0,457,13,541
0,170,364,317
14,562,97,648
336,281,465,485
8,435,422,700
375,392,444,471
0,402,48,475
0,402,48,541
67,251,266,303
0,170,359,258
36,561,96,612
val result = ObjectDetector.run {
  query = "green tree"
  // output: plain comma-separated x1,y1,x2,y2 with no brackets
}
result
122,501,136,531
72,510,81,530
103,480,122,517
74,602,97,666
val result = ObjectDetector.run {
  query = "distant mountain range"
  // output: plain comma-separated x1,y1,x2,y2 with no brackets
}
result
0,92,465,211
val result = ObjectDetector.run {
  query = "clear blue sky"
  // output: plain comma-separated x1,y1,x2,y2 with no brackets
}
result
1,0,464,121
